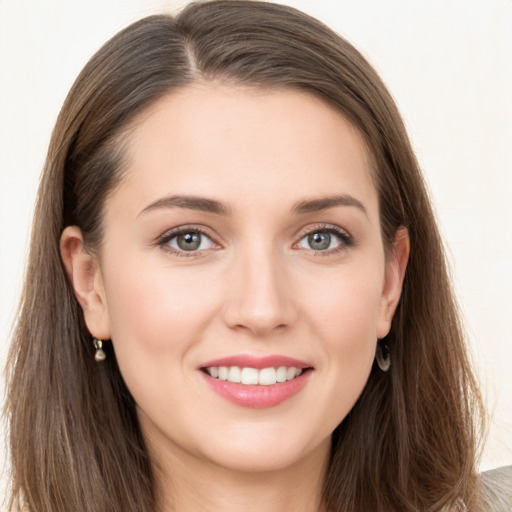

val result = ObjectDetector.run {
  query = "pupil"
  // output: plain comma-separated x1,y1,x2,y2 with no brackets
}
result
308,232,331,250
177,232,201,251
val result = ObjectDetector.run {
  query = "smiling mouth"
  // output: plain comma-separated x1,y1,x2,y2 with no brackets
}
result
200,358,313,408
202,366,309,386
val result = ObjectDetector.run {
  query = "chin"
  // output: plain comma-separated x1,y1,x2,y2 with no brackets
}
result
196,429,332,475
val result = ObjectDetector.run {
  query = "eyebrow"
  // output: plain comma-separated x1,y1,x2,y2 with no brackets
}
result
139,195,232,217
139,193,367,217
292,194,368,216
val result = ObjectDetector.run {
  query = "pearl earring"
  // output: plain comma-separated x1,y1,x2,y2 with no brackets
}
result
93,338,106,362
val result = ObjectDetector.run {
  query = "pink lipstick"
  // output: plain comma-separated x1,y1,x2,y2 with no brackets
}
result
199,354,313,408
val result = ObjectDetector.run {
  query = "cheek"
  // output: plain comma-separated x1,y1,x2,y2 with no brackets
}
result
301,264,384,343
99,258,223,417
102,256,220,356
300,266,383,406
322,290,380,380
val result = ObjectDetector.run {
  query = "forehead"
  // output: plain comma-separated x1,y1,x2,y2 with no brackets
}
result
116,83,378,217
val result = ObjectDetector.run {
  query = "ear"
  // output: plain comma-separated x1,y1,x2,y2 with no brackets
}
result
377,226,410,339
60,226,111,339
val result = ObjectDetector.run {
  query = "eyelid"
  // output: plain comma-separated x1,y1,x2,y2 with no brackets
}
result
156,224,223,256
293,223,354,252
155,222,353,257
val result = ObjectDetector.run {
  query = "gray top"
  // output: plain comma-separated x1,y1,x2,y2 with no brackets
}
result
482,465,512,512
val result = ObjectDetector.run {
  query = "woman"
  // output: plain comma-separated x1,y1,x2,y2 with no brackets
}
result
4,1,499,511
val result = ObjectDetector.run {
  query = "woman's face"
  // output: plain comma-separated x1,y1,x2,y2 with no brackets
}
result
68,84,407,475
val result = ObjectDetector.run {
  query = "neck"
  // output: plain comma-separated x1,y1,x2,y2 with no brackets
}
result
150,436,330,512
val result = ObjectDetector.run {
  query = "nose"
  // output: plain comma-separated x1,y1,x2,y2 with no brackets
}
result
222,244,297,337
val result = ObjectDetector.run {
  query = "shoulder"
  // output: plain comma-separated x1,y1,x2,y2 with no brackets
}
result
481,465,512,512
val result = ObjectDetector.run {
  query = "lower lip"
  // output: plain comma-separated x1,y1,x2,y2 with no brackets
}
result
201,370,311,408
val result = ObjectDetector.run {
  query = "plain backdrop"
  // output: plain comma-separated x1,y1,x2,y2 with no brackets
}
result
1,0,511,497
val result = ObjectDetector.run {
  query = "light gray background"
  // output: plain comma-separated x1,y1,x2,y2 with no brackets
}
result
1,1,511,496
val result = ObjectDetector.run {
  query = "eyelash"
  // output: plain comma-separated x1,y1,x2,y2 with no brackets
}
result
294,223,354,256
156,223,354,258
156,225,220,258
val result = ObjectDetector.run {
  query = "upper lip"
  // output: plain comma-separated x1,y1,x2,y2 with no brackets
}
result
200,354,312,370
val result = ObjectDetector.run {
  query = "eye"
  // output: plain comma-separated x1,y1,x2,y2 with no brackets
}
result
296,226,351,252
162,229,217,253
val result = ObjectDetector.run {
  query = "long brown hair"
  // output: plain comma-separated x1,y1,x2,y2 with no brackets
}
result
5,2,485,511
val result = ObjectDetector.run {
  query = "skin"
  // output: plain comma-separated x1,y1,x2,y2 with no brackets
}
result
61,84,409,512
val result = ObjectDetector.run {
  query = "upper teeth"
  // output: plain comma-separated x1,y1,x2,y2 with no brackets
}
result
206,366,303,385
